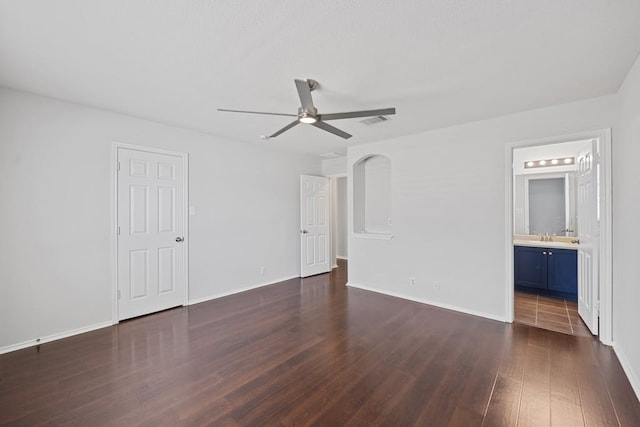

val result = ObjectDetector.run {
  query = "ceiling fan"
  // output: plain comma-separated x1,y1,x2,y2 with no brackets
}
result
218,79,396,139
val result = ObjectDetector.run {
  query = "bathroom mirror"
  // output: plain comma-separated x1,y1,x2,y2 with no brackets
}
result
514,172,577,237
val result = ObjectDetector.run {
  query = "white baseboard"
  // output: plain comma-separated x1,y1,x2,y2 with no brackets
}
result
336,256,348,260
613,343,640,402
331,264,338,269
0,321,113,355
345,282,507,323
188,275,299,306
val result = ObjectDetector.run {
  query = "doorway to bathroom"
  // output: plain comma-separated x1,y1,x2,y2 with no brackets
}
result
323,175,348,271
332,176,348,268
506,130,612,344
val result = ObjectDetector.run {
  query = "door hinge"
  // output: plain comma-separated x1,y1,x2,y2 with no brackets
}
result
117,290,121,299
117,161,121,172
596,300,600,315
117,226,120,235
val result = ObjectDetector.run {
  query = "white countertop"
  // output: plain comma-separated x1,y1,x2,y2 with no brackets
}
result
513,239,578,250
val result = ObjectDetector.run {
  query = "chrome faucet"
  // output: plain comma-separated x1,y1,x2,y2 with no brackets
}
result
539,233,554,242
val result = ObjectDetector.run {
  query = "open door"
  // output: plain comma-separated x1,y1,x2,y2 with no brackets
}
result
577,139,599,335
300,175,331,277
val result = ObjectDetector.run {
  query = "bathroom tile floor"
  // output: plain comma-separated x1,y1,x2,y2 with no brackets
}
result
514,291,593,337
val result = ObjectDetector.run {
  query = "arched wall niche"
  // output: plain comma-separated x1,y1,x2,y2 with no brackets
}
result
353,154,392,237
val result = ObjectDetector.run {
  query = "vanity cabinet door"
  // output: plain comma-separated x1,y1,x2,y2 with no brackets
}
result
547,248,578,294
514,246,547,289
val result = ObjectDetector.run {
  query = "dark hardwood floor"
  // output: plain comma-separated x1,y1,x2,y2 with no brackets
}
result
1,259,639,426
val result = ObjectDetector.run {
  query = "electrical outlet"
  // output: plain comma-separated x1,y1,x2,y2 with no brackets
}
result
409,277,416,286
260,266,266,275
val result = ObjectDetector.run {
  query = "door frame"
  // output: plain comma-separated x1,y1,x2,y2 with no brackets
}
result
111,142,189,324
329,174,348,269
504,129,612,345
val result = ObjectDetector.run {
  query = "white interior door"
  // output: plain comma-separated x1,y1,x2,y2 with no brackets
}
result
300,175,331,277
577,139,599,335
117,147,186,320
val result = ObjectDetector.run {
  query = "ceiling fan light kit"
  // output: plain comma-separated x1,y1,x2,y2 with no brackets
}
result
298,108,317,124
218,79,396,140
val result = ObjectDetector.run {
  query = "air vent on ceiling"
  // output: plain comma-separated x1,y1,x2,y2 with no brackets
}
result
359,115,390,125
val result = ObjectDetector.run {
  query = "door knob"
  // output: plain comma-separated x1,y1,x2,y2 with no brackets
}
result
301,230,309,234
175,237,184,242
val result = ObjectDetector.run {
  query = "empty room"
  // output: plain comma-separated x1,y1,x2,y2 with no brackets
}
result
2,1,640,426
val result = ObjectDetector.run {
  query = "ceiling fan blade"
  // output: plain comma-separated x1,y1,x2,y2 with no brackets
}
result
320,107,396,121
312,121,352,139
269,120,300,138
218,108,297,117
295,79,316,112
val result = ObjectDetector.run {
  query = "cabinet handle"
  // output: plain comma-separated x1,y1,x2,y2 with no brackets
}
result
548,251,553,255
542,252,547,255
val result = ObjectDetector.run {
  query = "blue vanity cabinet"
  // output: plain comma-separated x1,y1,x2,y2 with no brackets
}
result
547,248,578,295
514,245,577,300
514,246,547,289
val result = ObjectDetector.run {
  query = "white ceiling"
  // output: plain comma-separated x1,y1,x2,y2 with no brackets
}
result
1,1,639,156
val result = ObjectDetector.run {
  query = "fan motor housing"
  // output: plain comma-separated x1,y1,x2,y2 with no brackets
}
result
298,107,318,123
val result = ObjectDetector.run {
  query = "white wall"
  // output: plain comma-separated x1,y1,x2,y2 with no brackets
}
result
0,88,320,351
347,94,618,321
613,54,640,398
321,157,347,176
